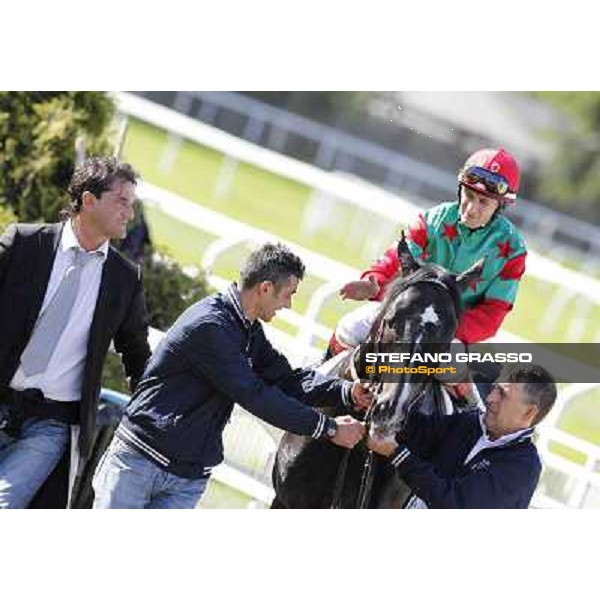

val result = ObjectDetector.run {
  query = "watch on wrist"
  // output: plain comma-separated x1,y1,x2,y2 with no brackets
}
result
325,417,338,439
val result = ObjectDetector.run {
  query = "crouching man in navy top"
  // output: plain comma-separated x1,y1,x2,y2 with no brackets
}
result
367,364,556,509
93,242,371,508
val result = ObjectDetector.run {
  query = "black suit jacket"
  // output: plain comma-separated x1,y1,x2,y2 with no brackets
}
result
0,222,151,460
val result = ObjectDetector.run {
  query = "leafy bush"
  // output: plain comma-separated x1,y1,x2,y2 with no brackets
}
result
101,248,213,393
0,202,17,232
0,92,114,222
142,248,212,331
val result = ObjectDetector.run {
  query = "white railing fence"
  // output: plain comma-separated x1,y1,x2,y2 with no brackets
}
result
133,90,600,264
138,183,599,509
112,94,599,509
117,92,600,345
534,383,600,508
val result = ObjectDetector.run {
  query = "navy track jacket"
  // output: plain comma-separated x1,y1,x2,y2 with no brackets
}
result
390,409,541,508
120,284,352,478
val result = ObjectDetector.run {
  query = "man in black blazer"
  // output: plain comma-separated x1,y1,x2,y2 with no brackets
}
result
0,156,151,508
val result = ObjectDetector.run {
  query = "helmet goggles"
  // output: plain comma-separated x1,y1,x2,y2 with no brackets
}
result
461,166,515,203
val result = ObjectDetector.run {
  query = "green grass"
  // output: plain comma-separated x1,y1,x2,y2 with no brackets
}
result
124,118,600,345
144,202,218,266
505,275,600,343
125,119,403,269
557,387,600,446
122,116,600,476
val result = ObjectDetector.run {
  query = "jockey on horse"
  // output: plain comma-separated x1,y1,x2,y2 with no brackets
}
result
330,147,528,395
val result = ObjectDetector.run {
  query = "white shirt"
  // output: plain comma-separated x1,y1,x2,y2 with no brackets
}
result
463,413,531,465
10,220,108,401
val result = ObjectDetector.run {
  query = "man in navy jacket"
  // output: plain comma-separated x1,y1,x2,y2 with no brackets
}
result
367,365,556,508
93,242,371,508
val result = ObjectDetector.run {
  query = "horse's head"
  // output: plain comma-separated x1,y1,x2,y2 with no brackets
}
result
366,232,484,439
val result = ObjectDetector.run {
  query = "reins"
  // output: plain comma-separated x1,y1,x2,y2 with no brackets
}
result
331,346,381,509
329,267,460,509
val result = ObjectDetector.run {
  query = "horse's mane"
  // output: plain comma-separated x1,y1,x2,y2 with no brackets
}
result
368,263,462,342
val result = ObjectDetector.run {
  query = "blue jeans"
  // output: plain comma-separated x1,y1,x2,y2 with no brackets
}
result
92,436,209,509
0,418,70,508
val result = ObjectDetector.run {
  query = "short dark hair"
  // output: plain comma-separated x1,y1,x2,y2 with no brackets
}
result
506,364,557,426
64,156,139,217
240,242,305,290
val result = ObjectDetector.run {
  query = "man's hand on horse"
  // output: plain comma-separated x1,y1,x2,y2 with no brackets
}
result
339,275,380,301
366,433,398,458
351,381,374,411
331,416,366,449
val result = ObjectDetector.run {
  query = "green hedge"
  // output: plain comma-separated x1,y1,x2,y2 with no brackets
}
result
102,248,213,393
142,249,212,332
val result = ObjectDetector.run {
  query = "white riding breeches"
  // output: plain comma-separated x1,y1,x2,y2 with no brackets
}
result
335,302,380,349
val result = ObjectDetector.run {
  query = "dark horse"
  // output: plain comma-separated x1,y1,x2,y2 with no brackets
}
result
271,234,484,508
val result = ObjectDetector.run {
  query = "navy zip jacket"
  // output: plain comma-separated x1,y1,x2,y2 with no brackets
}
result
120,284,352,478
389,409,541,508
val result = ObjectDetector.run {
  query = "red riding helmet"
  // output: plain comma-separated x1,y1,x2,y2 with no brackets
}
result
458,148,520,205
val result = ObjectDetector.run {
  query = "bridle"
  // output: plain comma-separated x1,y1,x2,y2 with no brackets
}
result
330,274,459,509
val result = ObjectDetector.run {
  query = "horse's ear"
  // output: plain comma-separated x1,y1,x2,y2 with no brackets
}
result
397,230,419,276
455,257,485,292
